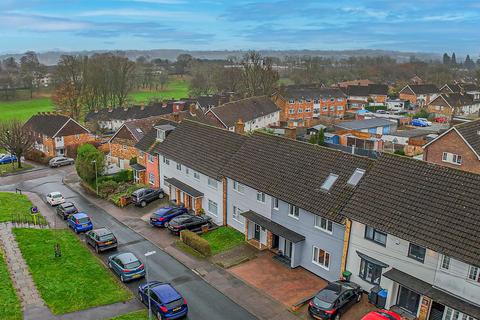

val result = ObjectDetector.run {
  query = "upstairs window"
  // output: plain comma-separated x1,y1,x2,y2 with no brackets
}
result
288,204,299,219
148,154,155,164
233,181,245,194
298,109,303,114
442,152,462,165
408,243,426,263
364,226,387,246
289,99,295,104
193,171,200,180
162,156,169,165
468,265,480,282
306,98,311,103
176,163,182,171
298,98,303,103
256,191,266,203
321,174,338,192
314,98,319,104
314,216,333,233
273,197,279,210
289,109,295,115
208,177,218,189
347,168,366,187
441,255,450,270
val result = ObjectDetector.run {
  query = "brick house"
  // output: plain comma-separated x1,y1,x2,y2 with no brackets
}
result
107,117,161,170
423,119,480,174
133,119,177,187
24,113,93,157
399,84,439,107
275,86,347,127
427,93,480,118
341,84,389,109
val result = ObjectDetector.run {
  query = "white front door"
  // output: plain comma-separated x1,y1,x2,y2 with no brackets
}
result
259,227,267,246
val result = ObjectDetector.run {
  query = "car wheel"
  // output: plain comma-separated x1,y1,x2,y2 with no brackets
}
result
120,274,125,282
95,245,100,253
164,222,169,228
156,311,163,320
141,201,147,207
159,193,164,199
108,261,112,268
74,228,78,234
356,293,362,302
139,292,144,302
334,313,341,320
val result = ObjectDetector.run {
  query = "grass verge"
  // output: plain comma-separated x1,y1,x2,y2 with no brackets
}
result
0,192,47,224
109,310,148,320
201,226,245,255
13,228,132,314
0,163,34,176
0,249,22,320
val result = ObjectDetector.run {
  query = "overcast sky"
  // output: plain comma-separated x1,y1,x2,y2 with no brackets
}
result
1,0,479,55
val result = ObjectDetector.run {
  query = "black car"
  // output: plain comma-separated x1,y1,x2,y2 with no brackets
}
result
56,202,78,220
85,228,118,253
308,280,362,320
167,214,212,235
131,188,165,207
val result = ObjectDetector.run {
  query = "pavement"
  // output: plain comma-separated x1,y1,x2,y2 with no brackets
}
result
0,166,264,320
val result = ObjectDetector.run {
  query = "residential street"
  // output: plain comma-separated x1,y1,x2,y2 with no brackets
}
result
0,166,258,320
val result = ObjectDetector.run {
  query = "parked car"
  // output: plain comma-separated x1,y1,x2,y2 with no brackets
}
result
411,118,429,127
67,212,93,233
150,206,189,227
434,116,448,123
308,280,362,319
361,310,401,320
131,188,165,207
0,154,17,164
46,191,65,206
167,214,212,236
56,202,78,220
108,252,145,282
138,281,188,320
85,228,118,253
417,117,432,126
49,156,74,168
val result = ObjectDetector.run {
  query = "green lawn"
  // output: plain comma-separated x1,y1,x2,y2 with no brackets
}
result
0,250,22,320
0,192,47,224
201,226,245,255
13,229,132,314
109,310,148,320
0,98,54,122
129,79,189,102
0,163,34,176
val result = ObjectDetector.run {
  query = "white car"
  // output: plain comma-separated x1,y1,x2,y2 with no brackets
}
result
417,118,432,126
46,192,65,206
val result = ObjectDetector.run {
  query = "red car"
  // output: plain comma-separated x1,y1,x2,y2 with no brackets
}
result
361,310,401,320
434,117,448,123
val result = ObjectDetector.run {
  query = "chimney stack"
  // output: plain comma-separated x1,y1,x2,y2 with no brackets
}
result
140,103,145,111
284,127,296,140
235,119,245,135
172,113,181,123
189,103,197,116
123,105,128,111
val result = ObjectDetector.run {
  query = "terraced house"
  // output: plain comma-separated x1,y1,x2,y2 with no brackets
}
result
221,133,372,281
399,84,439,107
343,154,480,320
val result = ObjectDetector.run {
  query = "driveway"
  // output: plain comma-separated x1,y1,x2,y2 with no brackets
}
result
229,251,328,308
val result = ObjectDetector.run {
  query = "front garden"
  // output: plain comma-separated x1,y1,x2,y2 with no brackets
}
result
0,192,47,225
0,162,33,176
13,228,132,314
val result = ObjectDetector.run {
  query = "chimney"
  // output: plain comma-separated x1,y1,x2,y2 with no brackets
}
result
172,113,181,123
162,102,167,108
284,127,296,140
123,105,128,111
189,103,197,116
94,109,98,113
108,108,113,113
140,103,145,111
235,119,245,135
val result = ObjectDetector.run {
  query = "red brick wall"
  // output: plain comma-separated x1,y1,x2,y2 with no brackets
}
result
145,153,159,188
399,92,417,104
424,130,480,174
110,140,139,168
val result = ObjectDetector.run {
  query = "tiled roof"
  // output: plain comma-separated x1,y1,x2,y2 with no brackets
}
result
24,114,71,137
207,96,280,128
455,119,480,156
283,86,347,100
367,84,389,95
342,153,480,267
121,117,164,142
336,118,395,130
461,83,479,92
442,93,474,108
134,119,177,153
406,84,439,94
442,83,462,93
221,133,373,223
157,120,247,179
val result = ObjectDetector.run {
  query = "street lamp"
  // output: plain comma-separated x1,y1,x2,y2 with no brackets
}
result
92,159,98,195
144,250,156,320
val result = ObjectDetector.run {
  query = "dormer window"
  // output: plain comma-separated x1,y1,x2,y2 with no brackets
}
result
321,174,338,192
347,169,366,187
156,130,166,142
136,128,142,134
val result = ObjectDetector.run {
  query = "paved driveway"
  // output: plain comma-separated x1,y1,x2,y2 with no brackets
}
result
229,251,328,308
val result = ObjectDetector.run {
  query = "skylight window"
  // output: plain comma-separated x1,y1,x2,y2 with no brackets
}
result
136,128,143,133
347,168,366,187
321,174,338,192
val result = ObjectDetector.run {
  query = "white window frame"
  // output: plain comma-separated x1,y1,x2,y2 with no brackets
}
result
193,171,200,180
442,152,462,165
208,199,218,216
256,191,266,203
468,265,480,282
232,206,243,223
233,180,245,194
139,151,144,159
312,246,330,270
314,216,333,234
148,173,155,185
208,177,218,190
288,204,299,219
122,145,127,150
441,255,450,270
162,156,170,165
273,197,279,210
148,154,155,164
176,163,182,171
289,109,295,115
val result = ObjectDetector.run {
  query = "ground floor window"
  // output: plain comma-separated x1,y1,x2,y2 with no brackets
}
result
397,286,420,315
443,307,477,320
134,170,139,183
232,205,243,223
208,199,218,216
312,246,330,269
359,258,382,284
148,173,155,185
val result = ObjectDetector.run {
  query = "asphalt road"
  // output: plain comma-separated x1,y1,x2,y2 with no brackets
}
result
0,168,257,320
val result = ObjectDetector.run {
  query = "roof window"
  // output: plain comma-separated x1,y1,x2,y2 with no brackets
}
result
136,128,143,133
347,168,366,187
321,173,338,192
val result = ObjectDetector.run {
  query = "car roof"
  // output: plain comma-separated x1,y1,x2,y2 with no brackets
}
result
73,212,88,218
116,252,139,264
93,228,112,236
152,283,182,303
61,202,75,207
50,191,62,195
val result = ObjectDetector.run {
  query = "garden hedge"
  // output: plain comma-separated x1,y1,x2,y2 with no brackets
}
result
180,230,212,257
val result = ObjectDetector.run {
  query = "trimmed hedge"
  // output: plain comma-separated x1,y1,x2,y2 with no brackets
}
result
180,230,212,257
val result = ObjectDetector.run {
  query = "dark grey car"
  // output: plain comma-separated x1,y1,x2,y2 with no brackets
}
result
56,202,78,220
131,188,165,207
85,228,118,253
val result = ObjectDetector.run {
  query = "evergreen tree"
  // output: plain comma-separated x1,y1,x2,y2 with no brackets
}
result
464,55,475,69
317,128,325,146
442,53,451,65
451,52,457,65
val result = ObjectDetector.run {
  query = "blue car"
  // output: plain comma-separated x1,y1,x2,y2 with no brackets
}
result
108,252,145,282
138,281,188,320
67,212,93,233
0,154,17,164
411,118,428,127
150,207,188,227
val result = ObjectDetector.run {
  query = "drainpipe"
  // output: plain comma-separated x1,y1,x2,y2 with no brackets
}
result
340,218,352,277
222,177,227,226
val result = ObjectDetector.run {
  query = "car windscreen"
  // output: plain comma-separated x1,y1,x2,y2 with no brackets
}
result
153,209,170,217
52,194,62,198
376,312,397,320
124,260,141,269
173,216,190,223
77,217,90,224
165,298,183,309
99,234,115,241
313,290,338,309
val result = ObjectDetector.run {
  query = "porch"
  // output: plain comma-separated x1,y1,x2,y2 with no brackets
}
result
131,163,146,184
241,210,305,269
164,177,203,214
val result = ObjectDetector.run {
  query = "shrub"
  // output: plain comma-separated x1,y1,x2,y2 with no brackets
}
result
180,230,212,257
25,149,51,164
98,180,119,198
112,170,133,183
129,157,137,165
76,144,105,183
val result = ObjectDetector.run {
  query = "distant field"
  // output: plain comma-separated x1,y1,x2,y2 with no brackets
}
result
0,79,189,122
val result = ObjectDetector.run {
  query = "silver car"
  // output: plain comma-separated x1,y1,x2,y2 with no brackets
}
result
49,156,75,168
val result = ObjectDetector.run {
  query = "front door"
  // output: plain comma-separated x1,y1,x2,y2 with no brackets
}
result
284,239,292,258
254,224,260,241
397,286,420,316
428,302,444,320
184,195,192,210
272,234,279,249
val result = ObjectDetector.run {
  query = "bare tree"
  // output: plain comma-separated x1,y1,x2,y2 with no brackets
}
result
0,120,34,168
240,51,279,97
20,51,44,98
